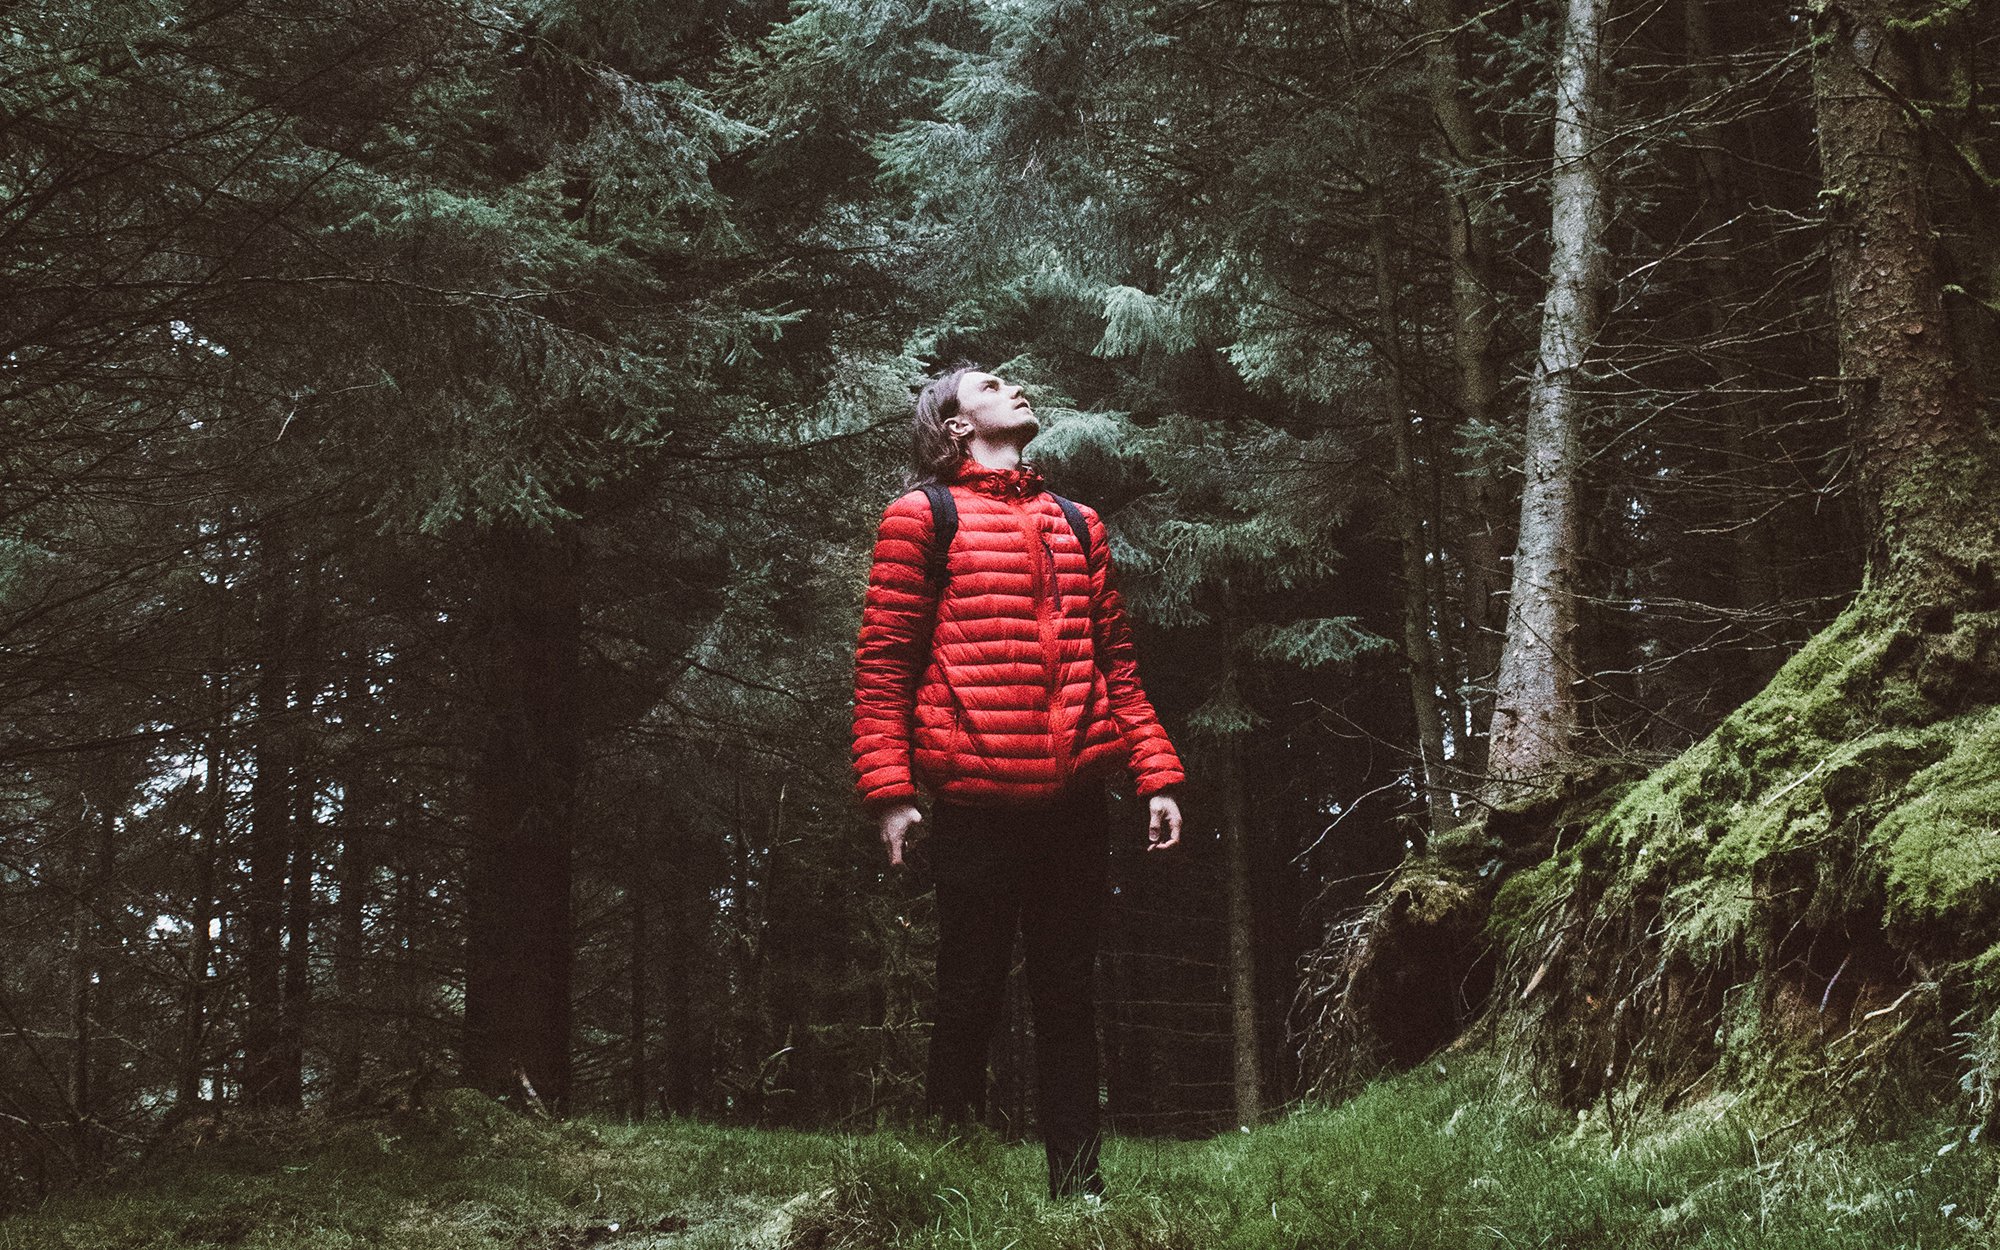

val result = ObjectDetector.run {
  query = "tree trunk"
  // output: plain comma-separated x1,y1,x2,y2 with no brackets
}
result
279,738,314,1107
751,781,785,1114
1684,0,1778,628
179,690,224,1107
1902,16,1997,404
1220,732,1262,1130
462,520,583,1115
1812,0,1998,592
627,814,651,1121
69,800,111,1162
1416,0,1508,773
1369,189,1460,836
723,774,754,1118
328,659,374,1104
329,787,371,1103
68,811,88,1135
662,816,696,1117
1103,905,1133,1123
242,520,295,1108
1486,0,1609,793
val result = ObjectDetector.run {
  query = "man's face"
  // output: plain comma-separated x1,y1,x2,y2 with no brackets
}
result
951,371,1038,442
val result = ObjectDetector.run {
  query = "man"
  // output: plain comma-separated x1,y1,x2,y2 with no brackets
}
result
851,361,1186,1200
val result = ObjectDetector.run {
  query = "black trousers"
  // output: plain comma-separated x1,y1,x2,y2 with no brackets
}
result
925,781,1109,1198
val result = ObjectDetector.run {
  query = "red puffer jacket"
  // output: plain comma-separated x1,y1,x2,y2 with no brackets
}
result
852,457,1185,812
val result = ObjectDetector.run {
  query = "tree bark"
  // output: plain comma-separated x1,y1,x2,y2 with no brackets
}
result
279,733,314,1107
1684,0,1778,627
69,799,112,1162
179,688,224,1107
1369,189,1460,836
1812,0,1998,593
242,519,296,1108
1416,0,1508,771
462,520,583,1115
662,814,696,1117
1103,905,1133,1123
329,786,371,1103
1486,0,1609,793
752,781,785,1114
1220,732,1262,1130
328,659,375,1103
627,813,651,1121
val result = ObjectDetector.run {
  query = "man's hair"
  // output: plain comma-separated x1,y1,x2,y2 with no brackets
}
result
910,359,979,485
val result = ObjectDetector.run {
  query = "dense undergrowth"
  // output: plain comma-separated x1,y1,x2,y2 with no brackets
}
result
6,1059,1994,1249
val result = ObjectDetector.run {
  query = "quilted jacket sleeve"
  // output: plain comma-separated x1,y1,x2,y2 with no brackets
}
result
852,490,938,814
1083,506,1186,797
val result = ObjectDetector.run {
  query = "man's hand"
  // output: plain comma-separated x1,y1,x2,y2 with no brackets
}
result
878,801,923,868
1146,792,1183,851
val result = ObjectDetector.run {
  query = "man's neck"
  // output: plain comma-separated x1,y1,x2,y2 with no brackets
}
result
963,435,1027,471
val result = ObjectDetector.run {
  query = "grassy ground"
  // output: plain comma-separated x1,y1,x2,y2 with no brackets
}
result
7,1058,1995,1249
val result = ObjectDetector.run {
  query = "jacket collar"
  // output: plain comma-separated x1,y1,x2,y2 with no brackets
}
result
946,457,1046,499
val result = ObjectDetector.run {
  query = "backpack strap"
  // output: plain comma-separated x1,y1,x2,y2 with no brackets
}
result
1047,493,1099,580
918,482,959,593
917,484,1097,593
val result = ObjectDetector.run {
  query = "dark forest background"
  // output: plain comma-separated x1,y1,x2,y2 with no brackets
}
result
6,0,1998,1207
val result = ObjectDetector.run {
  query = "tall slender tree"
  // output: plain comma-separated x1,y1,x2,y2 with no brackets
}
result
1486,0,1612,793
1416,0,1509,773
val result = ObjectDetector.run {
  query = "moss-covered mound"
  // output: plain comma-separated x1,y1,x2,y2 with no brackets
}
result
1301,860,1493,1096
1305,764,1643,1096
1488,588,2000,1120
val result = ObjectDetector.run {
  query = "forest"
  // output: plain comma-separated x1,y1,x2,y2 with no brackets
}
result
5,0,2000,1245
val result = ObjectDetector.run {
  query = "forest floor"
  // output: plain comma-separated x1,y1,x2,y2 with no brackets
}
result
6,1056,1993,1250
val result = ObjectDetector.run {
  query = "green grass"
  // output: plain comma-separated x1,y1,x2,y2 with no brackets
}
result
7,1061,1995,1249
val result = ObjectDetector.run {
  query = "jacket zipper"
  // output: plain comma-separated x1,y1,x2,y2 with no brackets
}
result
1032,512,1066,783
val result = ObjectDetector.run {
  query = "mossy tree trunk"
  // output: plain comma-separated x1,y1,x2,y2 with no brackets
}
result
1813,0,2000,596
